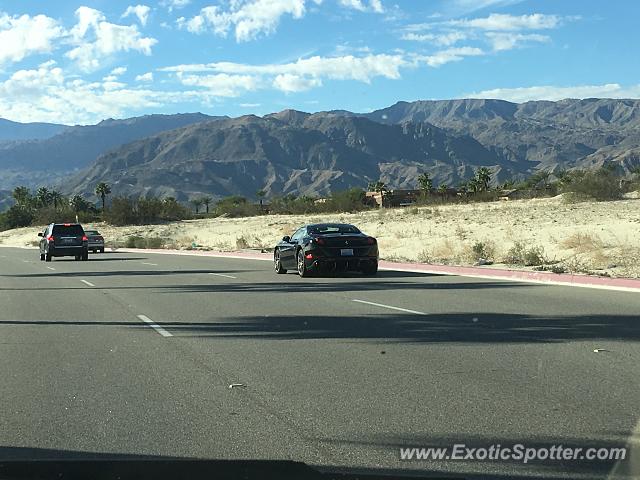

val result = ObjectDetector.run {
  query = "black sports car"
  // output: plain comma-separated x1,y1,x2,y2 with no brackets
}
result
274,223,378,277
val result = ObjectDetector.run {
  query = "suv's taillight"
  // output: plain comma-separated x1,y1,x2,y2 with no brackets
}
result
82,235,88,241
46,235,54,242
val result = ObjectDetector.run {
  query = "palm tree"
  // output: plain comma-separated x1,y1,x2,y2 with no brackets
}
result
69,194,88,213
438,183,448,199
35,187,51,208
50,190,64,210
417,173,433,195
368,180,388,207
475,167,492,192
95,182,111,212
191,198,203,214
12,186,31,207
256,190,266,207
201,196,212,214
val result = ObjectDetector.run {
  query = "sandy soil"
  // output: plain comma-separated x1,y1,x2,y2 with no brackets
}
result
2,194,639,278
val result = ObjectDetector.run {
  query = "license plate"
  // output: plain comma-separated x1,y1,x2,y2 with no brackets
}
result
340,249,354,256
63,238,74,244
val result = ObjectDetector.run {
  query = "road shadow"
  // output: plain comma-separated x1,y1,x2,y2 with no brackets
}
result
312,431,634,479
0,444,605,479
6,311,637,344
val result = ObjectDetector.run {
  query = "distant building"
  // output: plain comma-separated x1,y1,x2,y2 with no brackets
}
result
365,189,421,207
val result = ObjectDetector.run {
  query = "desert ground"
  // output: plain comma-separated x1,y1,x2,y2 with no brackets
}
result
2,194,639,278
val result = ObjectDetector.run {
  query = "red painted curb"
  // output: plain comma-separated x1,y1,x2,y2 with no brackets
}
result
114,247,640,293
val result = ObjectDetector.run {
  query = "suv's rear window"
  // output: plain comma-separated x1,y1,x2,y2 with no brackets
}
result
84,230,99,235
308,224,361,234
52,225,85,236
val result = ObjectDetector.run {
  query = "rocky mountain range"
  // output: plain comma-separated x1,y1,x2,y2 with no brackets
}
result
0,113,221,192
1,98,639,206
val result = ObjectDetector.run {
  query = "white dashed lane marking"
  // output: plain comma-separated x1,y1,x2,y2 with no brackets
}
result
137,315,172,337
209,273,237,279
352,299,427,316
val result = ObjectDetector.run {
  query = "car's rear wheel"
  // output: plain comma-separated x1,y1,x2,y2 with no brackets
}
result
274,249,287,274
363,260,378,276
297,250,310,277
74,255,81,261
45,252,51,262
99,248,104,253
40,253,45,261
82,251,89,261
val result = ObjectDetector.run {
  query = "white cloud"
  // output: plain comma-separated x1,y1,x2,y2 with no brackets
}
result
0,61,203,124
0,13,64,66
161,0,191,12
401,31,467,46
178,0,316,42
448,0,524,15
135,72,154,81
177,72,260,97
273,74,322,92
449,13,563,31
110,66,128,76
66,6,157,72
485,32,549,51
420,46,484,67
466,84,640,103
239,102,261,107
339,0,384,13
122,5,152,26
162,53,407,83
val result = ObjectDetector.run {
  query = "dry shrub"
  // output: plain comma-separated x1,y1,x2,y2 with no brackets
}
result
560,233,605,253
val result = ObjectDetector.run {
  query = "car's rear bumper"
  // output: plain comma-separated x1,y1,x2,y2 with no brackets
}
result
88,242,104,248
49,245,87,256
307,256,377,272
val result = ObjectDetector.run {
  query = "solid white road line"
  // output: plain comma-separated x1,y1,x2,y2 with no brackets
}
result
137,314,172,337
352,299,427,316
141,262,158,266
46,266,55,270
209,272,237,279
80,279,95,287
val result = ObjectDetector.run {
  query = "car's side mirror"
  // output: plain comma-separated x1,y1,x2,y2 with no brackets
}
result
282,236,291,243
37,232,43,237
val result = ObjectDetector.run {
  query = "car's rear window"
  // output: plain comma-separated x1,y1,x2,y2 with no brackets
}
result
52,225,85,236
308,224,361,234
85,230,99,235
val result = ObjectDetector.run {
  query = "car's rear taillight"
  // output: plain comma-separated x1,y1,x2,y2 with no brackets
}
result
82,235,88,241
367,237,376,244
46,235,54,241
305,253,314,259
63,223,71,226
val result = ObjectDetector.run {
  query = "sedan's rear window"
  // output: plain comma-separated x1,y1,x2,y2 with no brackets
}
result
85,230,99,235
52,225,85,236
308,224,360,234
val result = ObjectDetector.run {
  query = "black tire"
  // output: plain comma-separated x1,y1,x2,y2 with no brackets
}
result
363,261,378,276
92,249,97,253
99,248,104,253
40,253,45,261
297,250,310,278
274,249,287,274
82,251,89,261
75,255,81,261
45,252,51,262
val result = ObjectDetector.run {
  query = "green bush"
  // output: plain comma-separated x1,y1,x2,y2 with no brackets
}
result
505,241,546,266
124,236,164,249
559,167,623,201
0,205,34,230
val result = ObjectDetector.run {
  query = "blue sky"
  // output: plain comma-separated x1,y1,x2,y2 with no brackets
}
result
0,0,638,124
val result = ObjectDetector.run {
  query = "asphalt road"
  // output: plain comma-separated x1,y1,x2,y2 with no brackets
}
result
1,246,639,479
